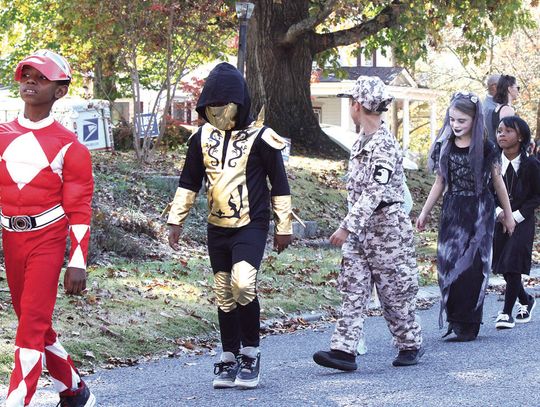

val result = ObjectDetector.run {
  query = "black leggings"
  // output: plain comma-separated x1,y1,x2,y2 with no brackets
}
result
208,225,268,354
502,273,529,315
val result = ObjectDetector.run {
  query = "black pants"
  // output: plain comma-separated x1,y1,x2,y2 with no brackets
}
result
502,273,529,315
208,224,268,354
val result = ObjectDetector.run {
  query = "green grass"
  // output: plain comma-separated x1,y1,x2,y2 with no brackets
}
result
415,231,439,285
287,156,348,235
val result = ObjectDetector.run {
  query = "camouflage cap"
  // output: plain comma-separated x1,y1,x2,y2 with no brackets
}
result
337,75,393,112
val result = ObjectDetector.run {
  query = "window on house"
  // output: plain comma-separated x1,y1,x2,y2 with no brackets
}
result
172,101,193,124
111,101,130,125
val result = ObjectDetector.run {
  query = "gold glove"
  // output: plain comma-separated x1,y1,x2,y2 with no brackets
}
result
272,195,293,235
166,187,197,226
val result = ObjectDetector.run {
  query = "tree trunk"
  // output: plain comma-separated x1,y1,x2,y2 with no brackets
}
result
246,0,344,157
93,54,119,101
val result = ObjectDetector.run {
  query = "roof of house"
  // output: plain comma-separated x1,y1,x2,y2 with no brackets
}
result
343,66,407,83
318,66,414,86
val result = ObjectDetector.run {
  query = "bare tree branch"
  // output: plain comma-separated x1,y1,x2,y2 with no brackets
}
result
444,46,484,85
310,1,406,54
410,121,429,134
282,0,339,45
521,27,540,51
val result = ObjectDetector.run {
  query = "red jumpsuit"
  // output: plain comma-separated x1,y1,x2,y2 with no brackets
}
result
0,114,93,407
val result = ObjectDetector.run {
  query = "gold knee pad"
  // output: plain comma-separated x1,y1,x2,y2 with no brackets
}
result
214,271,237,312
231,261,258,306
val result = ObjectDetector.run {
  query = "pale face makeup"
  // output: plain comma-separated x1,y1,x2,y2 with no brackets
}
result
448,107,473,139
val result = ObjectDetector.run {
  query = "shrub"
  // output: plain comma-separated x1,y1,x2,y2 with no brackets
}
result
159,116,192,151
113,123,134,151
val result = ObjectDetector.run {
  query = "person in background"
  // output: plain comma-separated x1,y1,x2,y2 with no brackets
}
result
313,76,423,372
489,75,520,141
483,74,500,142
527,139,535,156
416,91,515,342
492,116,539,329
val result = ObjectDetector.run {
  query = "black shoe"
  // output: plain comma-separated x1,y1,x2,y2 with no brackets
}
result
234,347,260,389
515,295,536,324
313,350,357,371
495,313,515,329
444,322,479,342
57,380,96,407
213,352,239,389
392,347,425,367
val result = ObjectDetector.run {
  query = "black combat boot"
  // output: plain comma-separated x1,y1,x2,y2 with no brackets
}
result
313,349,357,371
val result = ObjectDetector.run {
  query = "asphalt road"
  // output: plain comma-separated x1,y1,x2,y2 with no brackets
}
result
26,289,540,407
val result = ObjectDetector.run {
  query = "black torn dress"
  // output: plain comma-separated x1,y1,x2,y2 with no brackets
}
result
433,140,499,333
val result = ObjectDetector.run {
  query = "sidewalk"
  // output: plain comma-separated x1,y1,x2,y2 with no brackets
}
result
417,265,540,301
263,266,540,328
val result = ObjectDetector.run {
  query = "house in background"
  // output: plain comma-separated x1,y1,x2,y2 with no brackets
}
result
311,49,443,156
110,60,230,127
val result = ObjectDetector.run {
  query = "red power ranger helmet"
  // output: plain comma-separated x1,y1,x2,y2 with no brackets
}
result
14,50,72,82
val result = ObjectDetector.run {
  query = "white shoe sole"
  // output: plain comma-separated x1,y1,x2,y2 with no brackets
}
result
234,376,260,389
213,380,236,389
515,299,536,324
85,393,96,407
495,321,515,329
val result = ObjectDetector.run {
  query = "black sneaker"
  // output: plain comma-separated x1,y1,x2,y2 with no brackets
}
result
495,313,515,329
213,352,239,389
313,349,357,371
57,380,96,407
234,347,260,389
392,347,425,367
515,295,536,324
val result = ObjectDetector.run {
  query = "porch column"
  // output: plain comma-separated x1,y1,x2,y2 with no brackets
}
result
391,99,399,138
430,101,437,141
402,98,410,150
340,97,350,129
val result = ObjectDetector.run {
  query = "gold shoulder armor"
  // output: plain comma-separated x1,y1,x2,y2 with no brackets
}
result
261,128,287,150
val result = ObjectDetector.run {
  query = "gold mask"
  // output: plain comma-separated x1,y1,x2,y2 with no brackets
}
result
205,103,238,130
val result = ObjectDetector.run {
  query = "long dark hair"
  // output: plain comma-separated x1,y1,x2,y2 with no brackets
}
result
493,75,516,104
428,91,485,195
498,116,531,155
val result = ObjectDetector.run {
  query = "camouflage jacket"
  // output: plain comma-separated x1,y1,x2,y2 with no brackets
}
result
340,123,406,235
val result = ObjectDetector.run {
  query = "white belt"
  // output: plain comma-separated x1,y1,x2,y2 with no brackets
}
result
1,205,65,232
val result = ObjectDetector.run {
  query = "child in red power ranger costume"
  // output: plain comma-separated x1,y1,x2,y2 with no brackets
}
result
0,50,95,407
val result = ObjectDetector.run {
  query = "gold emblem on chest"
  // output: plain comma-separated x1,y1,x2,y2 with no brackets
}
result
200,126,259,227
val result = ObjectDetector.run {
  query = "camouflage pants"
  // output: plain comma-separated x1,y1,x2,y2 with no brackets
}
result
331,206,422,354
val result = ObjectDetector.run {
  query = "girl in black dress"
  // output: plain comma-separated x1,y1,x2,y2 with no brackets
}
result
493,116,539,329
417,91,515,341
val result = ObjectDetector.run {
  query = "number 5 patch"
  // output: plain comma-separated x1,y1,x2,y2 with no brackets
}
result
373,164,393,184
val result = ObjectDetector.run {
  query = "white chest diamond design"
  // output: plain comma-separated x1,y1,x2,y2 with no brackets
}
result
2,132,51,189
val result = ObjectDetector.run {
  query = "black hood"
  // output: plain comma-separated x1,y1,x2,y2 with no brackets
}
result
196,62,253,130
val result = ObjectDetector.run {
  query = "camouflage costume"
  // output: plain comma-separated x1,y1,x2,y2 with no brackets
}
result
331,77,422,355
